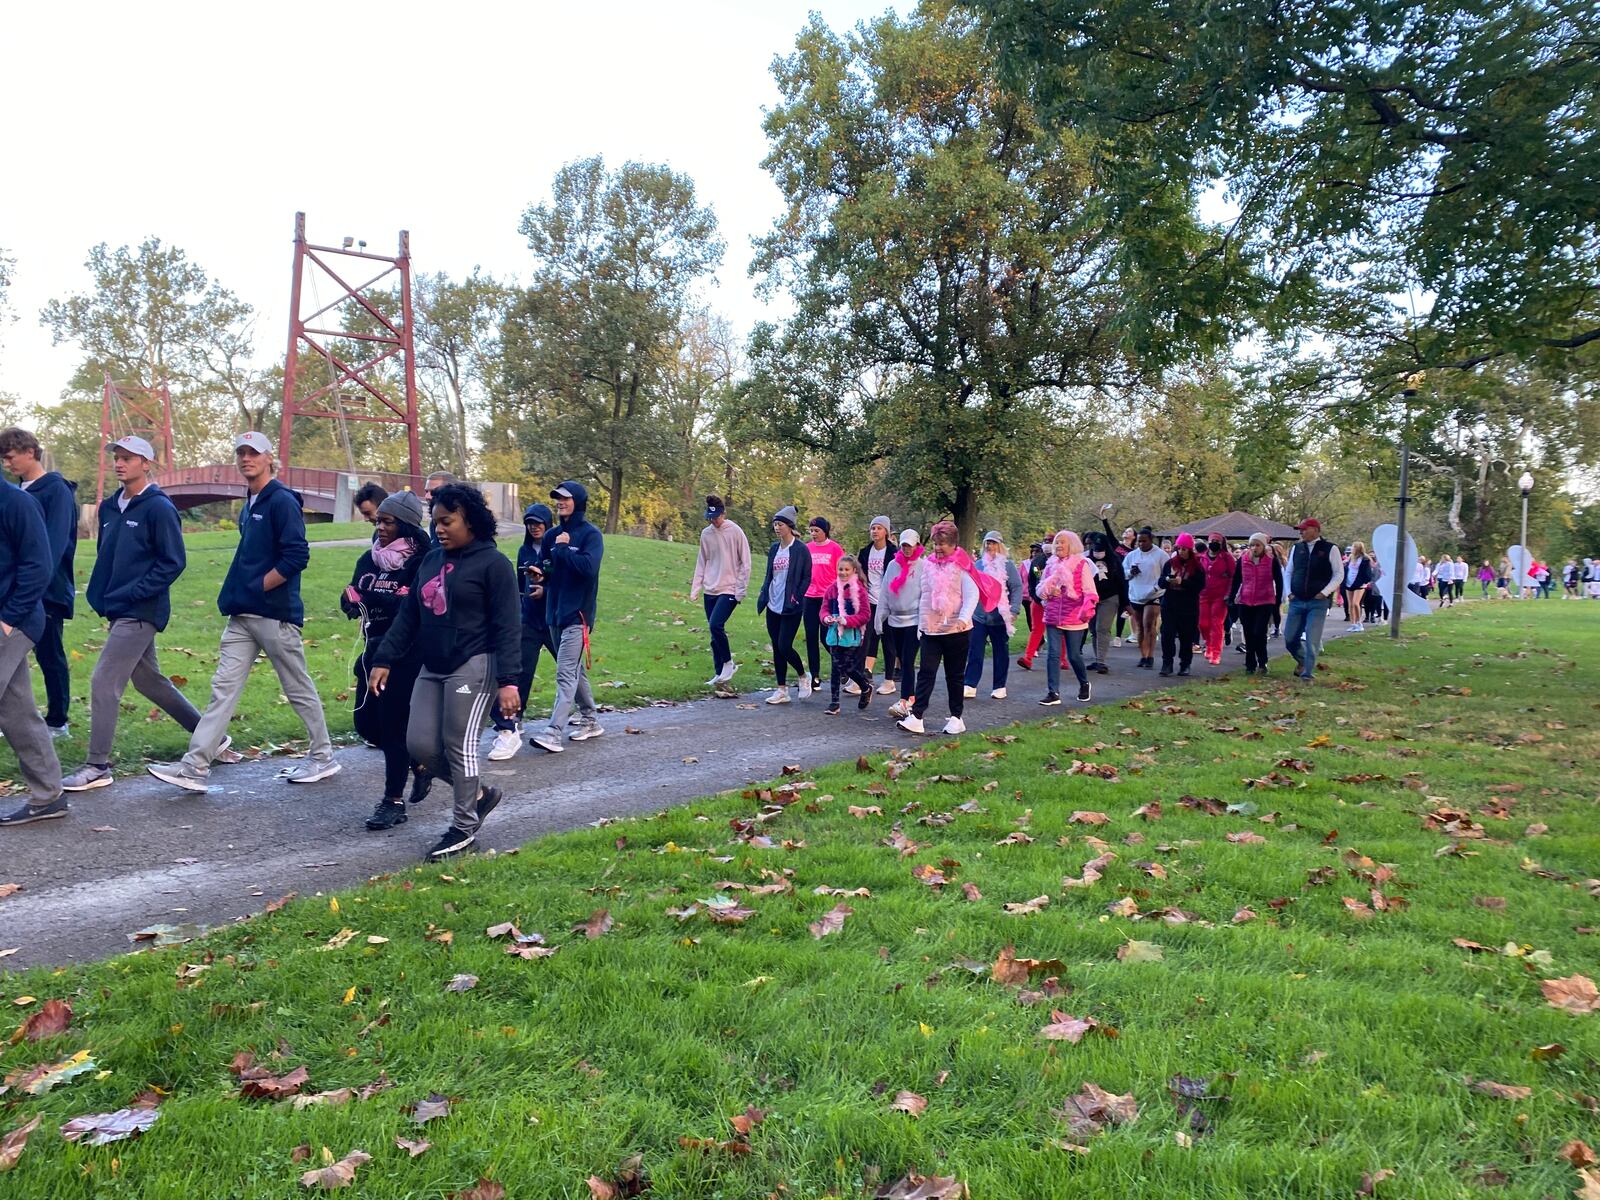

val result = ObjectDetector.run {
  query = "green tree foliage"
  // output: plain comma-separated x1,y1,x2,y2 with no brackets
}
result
503,157,724,534
413,270,514,477
743,2,1259,543
970,0,1600,376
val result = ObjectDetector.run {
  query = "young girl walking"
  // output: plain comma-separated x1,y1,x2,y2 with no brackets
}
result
1036,530,1098,704
821,554,874,715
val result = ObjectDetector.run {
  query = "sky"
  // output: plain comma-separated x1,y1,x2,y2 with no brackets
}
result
0,0,890,410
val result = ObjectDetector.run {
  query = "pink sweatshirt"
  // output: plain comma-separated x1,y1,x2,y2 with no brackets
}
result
805,539,844,599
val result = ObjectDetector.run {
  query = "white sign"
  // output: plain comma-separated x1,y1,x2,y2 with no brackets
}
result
1505,545,1537,590
1371,524,1431,617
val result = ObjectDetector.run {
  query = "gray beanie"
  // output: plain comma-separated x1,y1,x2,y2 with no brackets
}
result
870,514,893,533
773,505,799,531
378,490,426,529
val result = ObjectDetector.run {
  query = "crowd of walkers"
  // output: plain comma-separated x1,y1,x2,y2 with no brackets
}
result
3,422,1594,859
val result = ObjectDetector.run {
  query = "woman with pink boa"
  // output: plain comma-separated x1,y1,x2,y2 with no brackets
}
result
963,531,1024,701
1036,530,1098,705
897,522,989,736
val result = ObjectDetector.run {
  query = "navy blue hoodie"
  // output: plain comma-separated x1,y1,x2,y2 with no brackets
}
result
87,484,186,631
518,502,553,630
539,481,603,630
217,477,311,625
0,477,50,644
21,470,78,618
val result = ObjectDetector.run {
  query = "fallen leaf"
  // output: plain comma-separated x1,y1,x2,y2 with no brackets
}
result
394,1136,431,1157
1056,1081,1139,1137
1558,1139,1596,1168
12,998,71,1044
1468,1078,1533,1100
1070,810,1110,825
890,1089,928,1117
809,903,853,939
299,1149,370,1190
448,1180,507,1200
1116,940,1163,964
1225,830,1267,844
961,882,982,902
0,884,20,900
446,974,479,993
848,805,882,818
874,1171,967,1199
1003,895,1051,915
3,1049,96,1096
1039,1011,1098,1043
1063,851,1117,888
728,1105,767,1136
575,909,614,939
411,1093,453,1123
239,1065,311,1101
1232,907,1257,924
1530,1042,1566,1062
0,1116,41,1171
59,1106,160,1145
1357,1168,1395,1195
1540,974,1600,1014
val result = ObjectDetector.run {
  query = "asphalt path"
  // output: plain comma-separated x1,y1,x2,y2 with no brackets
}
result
0,624,1362,971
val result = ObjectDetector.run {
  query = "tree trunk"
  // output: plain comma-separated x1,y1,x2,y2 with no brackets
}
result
951,484,978,550
606,464,623,534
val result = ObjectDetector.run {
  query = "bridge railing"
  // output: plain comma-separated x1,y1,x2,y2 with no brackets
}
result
154,465,430,496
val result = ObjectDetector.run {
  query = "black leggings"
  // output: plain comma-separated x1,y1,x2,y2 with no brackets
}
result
913,630,970,720
803,596,824,682
355,644,421,799
766,608,805,686
1160,603,1200,670
1238,605,1273,670
495,623,555,731
886,624,920,700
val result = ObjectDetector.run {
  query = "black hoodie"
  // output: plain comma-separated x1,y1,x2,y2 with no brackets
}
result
373,536,521,686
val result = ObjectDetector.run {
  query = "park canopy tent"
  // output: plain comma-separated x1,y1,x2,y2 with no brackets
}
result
1154,511,1301,542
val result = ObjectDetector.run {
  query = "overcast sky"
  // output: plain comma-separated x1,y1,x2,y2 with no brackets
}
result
0,0,888,410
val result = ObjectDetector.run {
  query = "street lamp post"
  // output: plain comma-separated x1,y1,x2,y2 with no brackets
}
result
1518,471,1534,598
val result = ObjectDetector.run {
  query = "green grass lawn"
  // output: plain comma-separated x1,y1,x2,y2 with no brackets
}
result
2,604,1597,1197
6,529,765,774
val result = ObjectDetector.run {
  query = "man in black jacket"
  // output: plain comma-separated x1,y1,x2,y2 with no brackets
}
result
0,428,78,735
0,470,65,825
61,437,204,792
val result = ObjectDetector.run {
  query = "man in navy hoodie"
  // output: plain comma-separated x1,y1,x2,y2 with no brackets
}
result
0,470,66,825
59,437,205,792
147,432,338,791
529,481,603,753
0,428,79,735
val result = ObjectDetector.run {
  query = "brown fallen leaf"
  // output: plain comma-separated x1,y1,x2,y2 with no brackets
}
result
239,1065,311,1101
1003,895,1051,915
874,1171,967,1199
0,1116,41,1171
410,1093,453,1123
1342,897,1376,919
1540,974,1600,1014
809,903,852,939
961,882,982,902
59,1106,160,1145
1356,1168,1395,1195
264,892,297,913
1063,851,1117,889
1038,1011,1098,1043
394,1136,431,1157
991,945,1067,986
575,909,614,939
1232,907,1257,924
1467,1078,1533,1100
1116,940,1163,963
299,1149,371,1190
889,1089,928,1117
848,805,883,818
1577,1167,1600,1200
13,998,71,1044
1530,1042,1565,1062
0,884,21,900
446,974,479,993
448,1180,507,1200
728,1105,767,1136
1070,810,1110,825
1225,830,1267,845
291,1143,313,1163
1056,1080,1138,1137
1558,1139,1597,1168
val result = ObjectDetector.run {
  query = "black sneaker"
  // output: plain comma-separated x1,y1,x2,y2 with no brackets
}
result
476,786,503,823
408,768,433,806
1092,662,1108,674
1138,657,1154,670
825,703,841,716
365,799,408,831
1039,692,1061,706
857,686,872,711
1177,665,1191,676
1077,682,1092,702
427,827,476,861
0,796,69,825
1158,664,1174,677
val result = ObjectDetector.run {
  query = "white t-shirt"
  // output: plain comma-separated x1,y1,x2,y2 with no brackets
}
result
1123,546,1169,604
864,544,890,605
769,543,792,608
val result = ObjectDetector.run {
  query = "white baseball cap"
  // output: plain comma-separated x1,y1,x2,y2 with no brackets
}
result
107,435,155,459
234,431,273,455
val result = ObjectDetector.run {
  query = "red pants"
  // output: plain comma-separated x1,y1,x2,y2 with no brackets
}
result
1022,602,1067,666
1200,594,1228,663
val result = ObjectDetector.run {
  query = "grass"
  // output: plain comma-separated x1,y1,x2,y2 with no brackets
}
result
6,530,765,774
2,604,1597,1197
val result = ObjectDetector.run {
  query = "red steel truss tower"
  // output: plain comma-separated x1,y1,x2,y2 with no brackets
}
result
97,372,175,507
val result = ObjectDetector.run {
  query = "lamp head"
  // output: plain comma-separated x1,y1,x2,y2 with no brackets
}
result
1518,471,1534,495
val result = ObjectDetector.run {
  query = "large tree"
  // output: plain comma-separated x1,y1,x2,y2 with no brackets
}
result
503,157,724,533
743,2,1259,541
970,0,1600,378
413,269,513,477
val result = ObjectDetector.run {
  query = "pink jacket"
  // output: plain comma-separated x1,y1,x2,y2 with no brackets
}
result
1201,548,1237,599
1235,551,1280,607
1039,555,1098,628
823,576,870,629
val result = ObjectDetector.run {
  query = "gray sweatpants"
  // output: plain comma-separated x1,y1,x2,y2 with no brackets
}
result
89,618,202,766
406,653,494,835
544,623,596,734
182,615,333,775
1089,598,1118,667
0,629,62,805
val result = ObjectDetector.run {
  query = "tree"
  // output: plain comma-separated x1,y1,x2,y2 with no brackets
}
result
743,2,1258,543
970,0,1600,376
413,270,513,477
503,157,724,533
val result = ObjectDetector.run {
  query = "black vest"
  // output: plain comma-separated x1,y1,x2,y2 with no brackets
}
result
1289,539,1334,600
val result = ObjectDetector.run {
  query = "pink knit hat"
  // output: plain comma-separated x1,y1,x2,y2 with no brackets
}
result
1175,532,1196,550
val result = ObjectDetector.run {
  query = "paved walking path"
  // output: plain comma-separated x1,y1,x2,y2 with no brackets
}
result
0,626,1364,971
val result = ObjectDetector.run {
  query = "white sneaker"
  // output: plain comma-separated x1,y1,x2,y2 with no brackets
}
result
797,676,813,700
1112,637,1123,648
843,680,861,695
285,759,341,784
943,717,966,735
1353,622,1364,632
488,728,521,761
569,720,605,742
887,700,908,719
766,688,791,705
875,680,898,695
717,661,739,684
962,685,978,699
897,714,925,734
990,687,1007,700
704,673,723,687
531,729,565,754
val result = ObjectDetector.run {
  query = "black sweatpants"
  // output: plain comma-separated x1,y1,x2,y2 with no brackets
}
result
1237,605,1274,671
886,624,920,700
802,596,824,683
1160,602,1200,670
34,610,70,728
766,609,805,686
913,630,970,720
496,623,555,729
356,642,422,799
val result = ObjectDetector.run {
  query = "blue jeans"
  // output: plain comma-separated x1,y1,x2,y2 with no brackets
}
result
1045,627,1088,694
703,593,739,672
1283,597,1328,678
963,620,1010,690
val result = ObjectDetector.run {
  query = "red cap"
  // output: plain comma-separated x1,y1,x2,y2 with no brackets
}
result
1295,518,1321,531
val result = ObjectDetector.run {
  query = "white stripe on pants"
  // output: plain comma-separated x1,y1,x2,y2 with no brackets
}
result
406,653,494,835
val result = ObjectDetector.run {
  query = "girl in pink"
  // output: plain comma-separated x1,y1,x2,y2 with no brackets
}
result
803,516,844,691
820,554,874,715
1037,530,1098,704
1199,532,1238,665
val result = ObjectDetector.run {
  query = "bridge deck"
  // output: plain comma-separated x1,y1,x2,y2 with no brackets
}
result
154,465,428,514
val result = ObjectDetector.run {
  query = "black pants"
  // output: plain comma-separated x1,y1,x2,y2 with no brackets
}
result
495,623,555,731
802,596,824,682
704,594,739,672
356,644,422,799
1238,605,1274,671
34,610,70,728
863,602,895,678
829,643,869,703
766,608,805,686
1160,602,1200,670
886,624,920,700
913,630,970,720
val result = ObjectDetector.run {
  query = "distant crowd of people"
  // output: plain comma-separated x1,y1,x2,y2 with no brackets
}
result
1,421,1591,861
